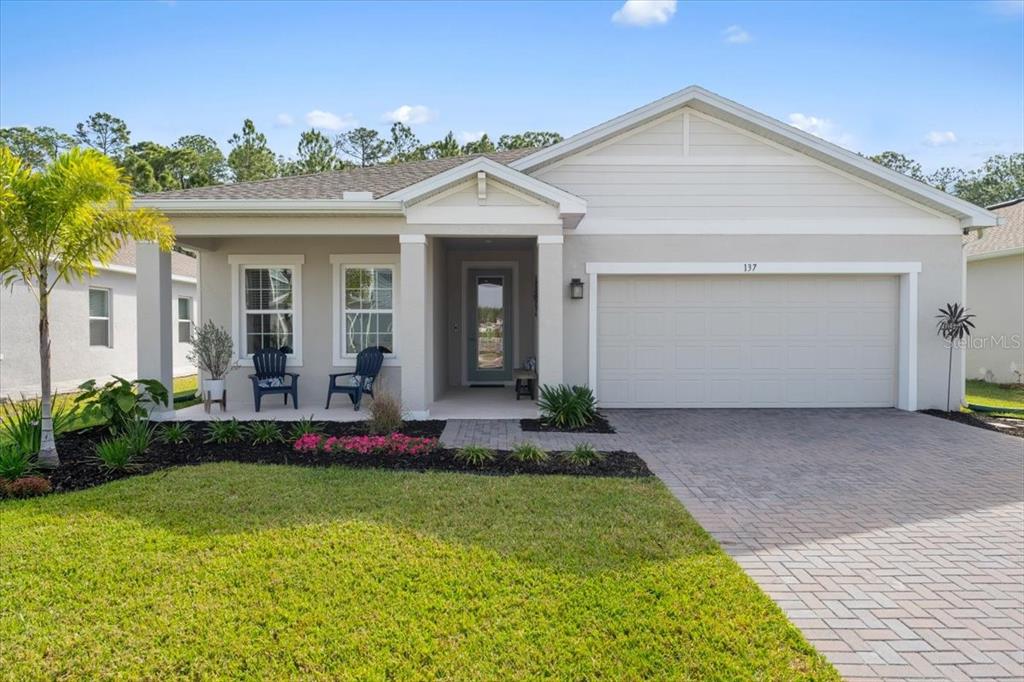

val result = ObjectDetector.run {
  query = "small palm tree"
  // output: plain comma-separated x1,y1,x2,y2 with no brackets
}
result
0,147,173,466
935,302,976,412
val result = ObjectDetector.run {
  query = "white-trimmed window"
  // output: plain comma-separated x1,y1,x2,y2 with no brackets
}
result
229,255,304,365
88,287,112,347
331,254,399,365
177,297,193,342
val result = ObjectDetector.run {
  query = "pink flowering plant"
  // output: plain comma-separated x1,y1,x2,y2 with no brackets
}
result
293,432,439,456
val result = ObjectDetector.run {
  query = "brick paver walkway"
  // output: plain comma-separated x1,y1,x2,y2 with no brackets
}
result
441,409,1024,681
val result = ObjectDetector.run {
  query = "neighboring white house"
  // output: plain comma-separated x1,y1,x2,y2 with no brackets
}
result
133,86,999,417
0,242,197,396
964,197,1024,384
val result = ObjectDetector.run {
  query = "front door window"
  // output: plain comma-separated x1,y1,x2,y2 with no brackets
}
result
476,276,505,370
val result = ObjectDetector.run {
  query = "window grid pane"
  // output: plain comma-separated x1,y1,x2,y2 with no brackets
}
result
243,267,295,357
178,297,191,320
89,288,108,317
89,319,109,347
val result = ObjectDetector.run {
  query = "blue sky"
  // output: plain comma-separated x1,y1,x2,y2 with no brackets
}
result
1,0,1022,172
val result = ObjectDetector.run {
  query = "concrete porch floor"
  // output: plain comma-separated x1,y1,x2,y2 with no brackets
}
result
157,385,537,422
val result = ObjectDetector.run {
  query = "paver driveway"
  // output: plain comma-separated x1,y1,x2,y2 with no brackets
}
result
441,409,1024,681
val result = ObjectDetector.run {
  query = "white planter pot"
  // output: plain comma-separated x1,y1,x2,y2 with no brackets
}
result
204,379,225,400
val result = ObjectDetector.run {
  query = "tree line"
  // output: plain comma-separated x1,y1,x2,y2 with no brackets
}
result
2,113,1020,207
0,113,563,193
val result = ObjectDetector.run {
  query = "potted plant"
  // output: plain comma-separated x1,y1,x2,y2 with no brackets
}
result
187,320,235,403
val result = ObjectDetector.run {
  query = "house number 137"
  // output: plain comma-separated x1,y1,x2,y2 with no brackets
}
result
743,263,757,272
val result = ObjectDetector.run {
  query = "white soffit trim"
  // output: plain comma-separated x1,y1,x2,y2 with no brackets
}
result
383,157,587,224
511,85,996,229
966,246,1024,262
585,261,922,275
228,254,305,265
537,235,564,244
399,234,427,244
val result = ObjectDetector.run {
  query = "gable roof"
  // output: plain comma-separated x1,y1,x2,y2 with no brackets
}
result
964,198,1023,260
137,149,536,201
510,85,999,229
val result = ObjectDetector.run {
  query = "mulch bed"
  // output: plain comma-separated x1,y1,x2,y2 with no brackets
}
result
520,414,617,434
40,419,650,495
920,410,1024,439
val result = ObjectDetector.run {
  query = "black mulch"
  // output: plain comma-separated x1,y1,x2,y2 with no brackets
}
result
520,414,616,434
920,410,1024,439
41,419,650,495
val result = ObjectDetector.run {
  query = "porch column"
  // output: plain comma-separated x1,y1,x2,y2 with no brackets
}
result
536,235,564,388
135,241,174,415
400,234,429,417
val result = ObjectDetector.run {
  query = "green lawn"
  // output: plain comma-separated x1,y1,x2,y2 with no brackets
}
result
0,464,837,680
965,379,1024,418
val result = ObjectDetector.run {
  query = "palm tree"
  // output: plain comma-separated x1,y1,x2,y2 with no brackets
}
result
0,147,173,467
935,302,976,412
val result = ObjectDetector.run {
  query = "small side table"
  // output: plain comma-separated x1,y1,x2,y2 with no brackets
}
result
512,369,537,401
204,390,227,413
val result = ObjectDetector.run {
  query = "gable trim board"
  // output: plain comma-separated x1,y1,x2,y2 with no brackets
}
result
585,262,920,411
512,86,995,229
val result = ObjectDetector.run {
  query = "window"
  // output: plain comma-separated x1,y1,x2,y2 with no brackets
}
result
229,255,303,365
177,297,193,342
88,288,111,347
243,267,295,355
330,254,399,365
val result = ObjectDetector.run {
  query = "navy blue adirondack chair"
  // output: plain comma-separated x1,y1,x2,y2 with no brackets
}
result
325,346,386,410
248,348,300,412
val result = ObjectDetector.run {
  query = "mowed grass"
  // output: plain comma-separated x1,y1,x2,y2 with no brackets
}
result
0,464,838,680
965,379,1024,409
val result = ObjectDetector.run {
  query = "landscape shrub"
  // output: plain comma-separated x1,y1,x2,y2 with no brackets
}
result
158,423,191,445
119,419,157,457
0,444,36,481
293,433,439,456
4,476,52,498
288,416,322,441
537,384,598,429
75,376,169,434
367,393,403,434
454,444,496,466
0,396,73,456
92,437,137,471
562,442,603,466
510,441,548,463
245,421,283,445
205,419,243,444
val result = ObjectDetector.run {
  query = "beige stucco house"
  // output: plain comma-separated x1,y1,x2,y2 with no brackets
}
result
964,198,1024,384
0,242,197,396
134,86,999,417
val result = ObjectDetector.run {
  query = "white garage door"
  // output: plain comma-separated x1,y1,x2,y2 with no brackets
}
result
596,275,899,408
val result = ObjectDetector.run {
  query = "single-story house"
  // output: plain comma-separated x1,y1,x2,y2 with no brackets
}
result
0,242,197,396
134,86,999,417
964,197,1023,384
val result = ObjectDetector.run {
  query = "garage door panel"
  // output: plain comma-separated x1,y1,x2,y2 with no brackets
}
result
596,274,897,408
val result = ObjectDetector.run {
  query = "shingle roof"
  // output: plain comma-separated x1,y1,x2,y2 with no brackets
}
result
108,241,197,278
964,198,1024,257
137,149,538,201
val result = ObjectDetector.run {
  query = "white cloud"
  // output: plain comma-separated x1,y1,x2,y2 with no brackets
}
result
722,25,751,44
612,0,677,26
458,131,486,144
274,113,294,128
924,130,957,146
305,109,357,131
384,104,437,125
787,113,855,148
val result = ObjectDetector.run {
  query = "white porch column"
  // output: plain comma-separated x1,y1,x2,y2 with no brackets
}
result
536,236,564,388
135,241,174,415
400,234,429,417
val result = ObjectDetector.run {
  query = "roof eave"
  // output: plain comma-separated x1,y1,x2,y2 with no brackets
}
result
133,199,406,215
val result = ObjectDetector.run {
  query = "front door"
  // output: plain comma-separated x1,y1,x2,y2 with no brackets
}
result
466,268,514,383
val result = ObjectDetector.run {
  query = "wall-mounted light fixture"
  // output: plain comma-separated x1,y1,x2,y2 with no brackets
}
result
569,277,584,300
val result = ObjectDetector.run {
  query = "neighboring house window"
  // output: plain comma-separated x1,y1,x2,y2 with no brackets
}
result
342,266,394,355
88,287,111,347
177,297,193,342
330,254,399,365
243,267,295,355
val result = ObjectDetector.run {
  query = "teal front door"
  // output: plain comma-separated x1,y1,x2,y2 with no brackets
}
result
466,268,513,383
